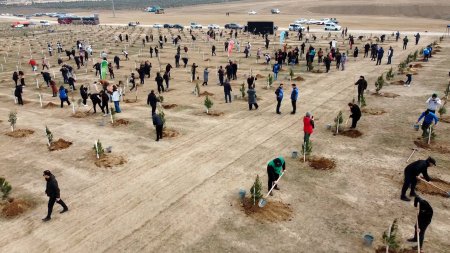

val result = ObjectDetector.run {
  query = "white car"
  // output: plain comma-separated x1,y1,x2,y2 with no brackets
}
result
324,23,341,31
288,23,304,31
271,8,280,14
153,23,163,28
295,18,307,24
207,24,220,29
190,22,202,29
306,19,324,25
248,10,257,15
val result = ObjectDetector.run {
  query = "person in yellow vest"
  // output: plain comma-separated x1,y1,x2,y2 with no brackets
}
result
266,157,286,195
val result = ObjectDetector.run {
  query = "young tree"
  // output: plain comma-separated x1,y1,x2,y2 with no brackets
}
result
289,68,294,81
240,82,246,98
267,74,274,88
8,111,17,132
375,74,385,94
93,139,105,158
204,95,213,114
158,107,166,128
382,219,400,251
302,139,312,156
334,111,344,133
0,177,12,200
386,67,395,81
249,175,263,205
398,61,406,74
359,95,367,107
45,125,53,146
438,105,447,118
194,82,200,97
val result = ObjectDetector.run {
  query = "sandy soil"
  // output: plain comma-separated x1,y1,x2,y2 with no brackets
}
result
0,0,449,252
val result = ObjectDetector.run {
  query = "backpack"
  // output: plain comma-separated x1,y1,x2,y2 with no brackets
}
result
59,88,67,99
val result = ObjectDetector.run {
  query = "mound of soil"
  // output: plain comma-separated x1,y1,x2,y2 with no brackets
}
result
373,92,400,98
71,111,90,118
311,69,324,74
340,129,363,138
1,198,34,218
205,111,224,117
308,156,336,170
5,129,35,138
413,140,450,154
49,138,72,151
43,102,58,108
391,80,405,85
362,108,386,115
163,128,180,138
124,99,138,103
162,104,178,109
112,119,129,127
375,246,417,253
416,178,450,197
293,76,305,81
204,58,210,61
241,197,293,222
94,154,127,168
439,116,450,123
255,74,265,79
412,63,423,68
199,91,214,96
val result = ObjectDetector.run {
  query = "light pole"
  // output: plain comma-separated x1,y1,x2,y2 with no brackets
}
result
111,0,116,18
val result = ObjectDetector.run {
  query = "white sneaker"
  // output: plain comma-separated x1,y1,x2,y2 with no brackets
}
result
407,85,411,87
103,114,107,117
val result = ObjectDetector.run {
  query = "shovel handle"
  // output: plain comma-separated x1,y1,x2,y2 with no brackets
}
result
264,172,285,198
418,177,448,194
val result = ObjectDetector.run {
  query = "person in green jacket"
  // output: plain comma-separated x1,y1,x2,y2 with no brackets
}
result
266,157,286,195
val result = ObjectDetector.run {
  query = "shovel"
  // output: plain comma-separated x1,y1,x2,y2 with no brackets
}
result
418,177,450,197
258,172,285,208
415,203,421,253
406,148,418,162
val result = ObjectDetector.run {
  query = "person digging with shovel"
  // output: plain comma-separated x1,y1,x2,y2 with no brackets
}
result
400,157,436,201
407,195,433,252
266,157,286,196
417,110,438,138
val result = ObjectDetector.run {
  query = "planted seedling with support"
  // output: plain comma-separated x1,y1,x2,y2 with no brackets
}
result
334,111,344,134
45,125,53,147
93,139,105,159
302,140,312,162
375,74,385,94
382,219,400,252
204,95,213,114
240,82,246,98
249,175,263,205
8,111,17,132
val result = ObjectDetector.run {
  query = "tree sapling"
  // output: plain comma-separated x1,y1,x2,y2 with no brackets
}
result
93,139,105,159
240,82,246,98
0,177,12,200
382,219,400,251
249,175,263,205
8,111,17,132
204,95,213,114
375,74,385,94
45,125,53,146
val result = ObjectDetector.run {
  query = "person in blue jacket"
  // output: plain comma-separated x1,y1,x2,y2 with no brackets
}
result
290,83,299,114
273,63,280,81
275,83,284,114
417,110,438,137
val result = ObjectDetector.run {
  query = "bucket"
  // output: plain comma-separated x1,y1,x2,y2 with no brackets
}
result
413,124,420,131
238,189,246,200
292,151,298,158
105,146,112,153
363,234,374,247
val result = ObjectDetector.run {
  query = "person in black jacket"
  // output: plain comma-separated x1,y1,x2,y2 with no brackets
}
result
354,76,367,102
152,112,164,141
113,55,120,69
163,71,170,90
80,85,88,106
100,90,109,116
218,66,225,86
223,79,232,103
401,157,436,201
41,71,52,87
348,103,361,128
14,85,23,105
147,90,159,115
129,73,136,91
155,72,164,93
42,170,68,222
90,93,102,113
407,196,433,250
12,71,19,86
266,157,286,195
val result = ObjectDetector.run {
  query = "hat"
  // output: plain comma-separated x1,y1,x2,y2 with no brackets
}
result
306,112,311,117
432,93,437,98
43,170,52,176
274,158,282,167
426,156,436,166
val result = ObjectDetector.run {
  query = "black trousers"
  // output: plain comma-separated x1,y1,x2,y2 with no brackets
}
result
376,58,382,65
17,95,23,105
291,100,297,113
351,116,360,128
47,197,68,218
387,56,392,64
225,92,231,103
219,76,224,85
249,103,258,110
358,87,364,102
92,100,100,113
276,98,282,113
101,103,109,114
157,84,164,93
413,217,431,247
267,166,279,191
156,125,163,140
401,176,417,197
151,105,156,115
60,98,70,108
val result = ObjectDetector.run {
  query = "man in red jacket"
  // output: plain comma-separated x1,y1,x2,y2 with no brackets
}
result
303,112,314,144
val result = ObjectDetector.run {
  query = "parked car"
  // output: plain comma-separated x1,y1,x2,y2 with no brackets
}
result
155,9,165,14
324,23,341,31
224,23,243,29
40,20,51,26
306,19,324,25
153,23,163,28
163,24,173,28
248,10,257,15
190,22,202,29
288,23,304,31
173,24,184,30
128,22,138,27
295,18,307,24
207,24,220,29
271,8,280,14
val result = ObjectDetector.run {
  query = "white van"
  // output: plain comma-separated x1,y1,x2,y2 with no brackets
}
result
324,23,341,31
288,23,304,31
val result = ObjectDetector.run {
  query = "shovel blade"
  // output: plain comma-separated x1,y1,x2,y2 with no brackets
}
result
258,198,267,208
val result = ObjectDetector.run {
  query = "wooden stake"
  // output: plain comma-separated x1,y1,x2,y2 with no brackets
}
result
39,93,43,107
94,140,99,159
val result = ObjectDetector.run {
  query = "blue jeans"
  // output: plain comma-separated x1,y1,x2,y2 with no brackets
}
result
114,101,121,113
274,72,278,80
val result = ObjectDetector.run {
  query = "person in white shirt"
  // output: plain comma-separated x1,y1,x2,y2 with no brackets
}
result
426,93,441,113
112,84,122,113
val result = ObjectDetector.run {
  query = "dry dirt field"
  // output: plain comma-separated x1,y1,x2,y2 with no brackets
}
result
0,0,450,252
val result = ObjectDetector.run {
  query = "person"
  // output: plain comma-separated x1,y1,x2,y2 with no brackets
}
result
247,85,258,110
100,90,109,116
341,53,347,70
12,71,19,86
149,46,153,58
211,45,216,56
376,47,384,65
147,90,160,115
202,67,209,86
42,170,68,222
68,76,76,91
113,55,120,69
223,79,232,103
175,53,181,68
218,66,224,86
152,112,164,142
59,86,70,108
80,85,88,106
275,84,284,114
348,103,361,128
42,58,49,70
112,85,121,113
129,73,137,91
414,33,420,45
29,58,37,72
14,84,23,105
417,110,439,138
400,157,436,201
353,47,359,59
407,196,433,250
290,83,298,114
19,71,26,86
266,157,286,195
41,71,51,87
425,93,441,113
395,31,400,42
108,63,115,79
122,50,129,60
387,46,394,65
403,36,409,50
405,72,413,87
191,63,198,81
303,112,314,144
163,71,170,90
324,55,331,73
49,80,58,97
155,72,164,93
273,63,280,81
355,76,368,102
